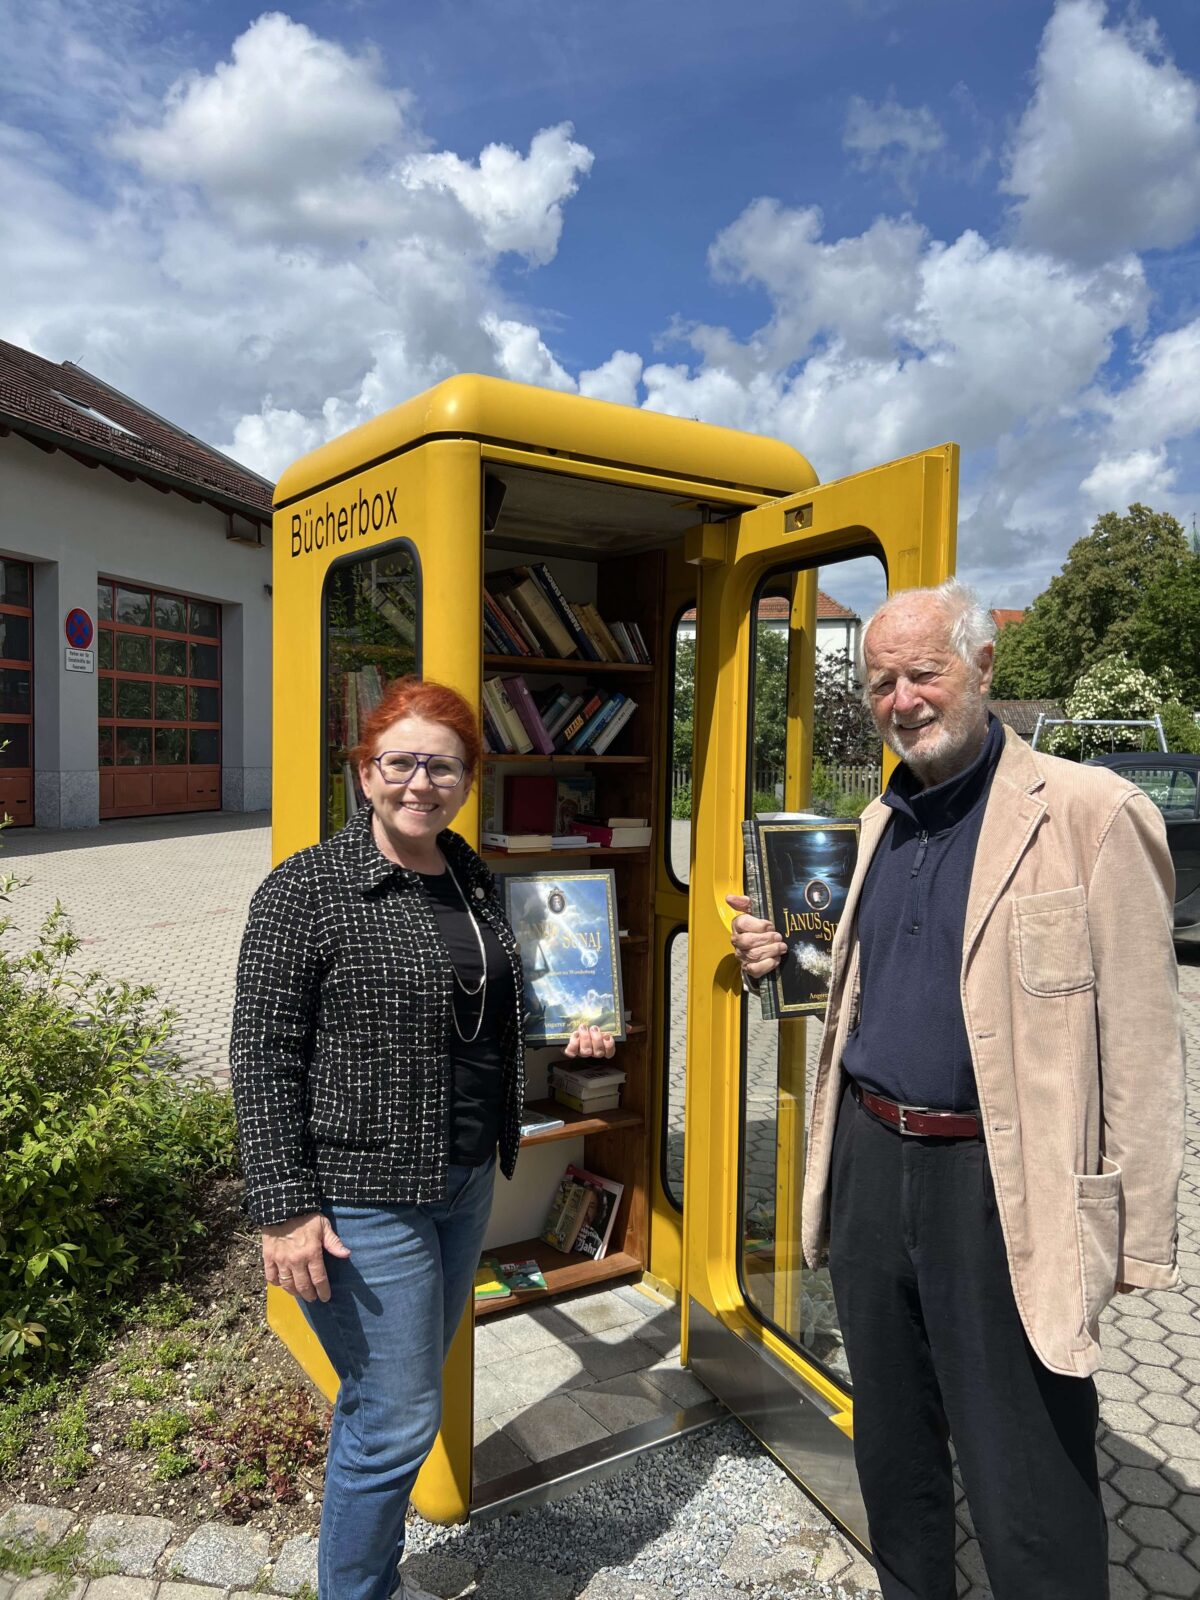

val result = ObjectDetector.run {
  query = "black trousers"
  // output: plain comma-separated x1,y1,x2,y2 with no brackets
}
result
827,1080,1108,1600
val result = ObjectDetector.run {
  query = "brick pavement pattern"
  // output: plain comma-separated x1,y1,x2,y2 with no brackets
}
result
0,813,271,1087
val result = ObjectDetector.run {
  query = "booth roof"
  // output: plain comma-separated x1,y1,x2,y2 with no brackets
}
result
273,373,817,509
0,338,273,523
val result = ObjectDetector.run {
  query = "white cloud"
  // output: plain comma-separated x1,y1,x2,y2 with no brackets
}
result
843,93,944,199
1100,317,1200,448
482,314,575,392
1003,0,1200,261
578,351,644,408
1080,446,1176,509
404,125,594,267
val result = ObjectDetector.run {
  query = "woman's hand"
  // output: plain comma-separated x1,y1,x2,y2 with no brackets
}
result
564,1024,616,1059
725,894,787,980
262,1212,351,1303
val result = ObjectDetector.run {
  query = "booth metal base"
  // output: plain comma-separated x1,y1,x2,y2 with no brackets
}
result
686,1299,869,1551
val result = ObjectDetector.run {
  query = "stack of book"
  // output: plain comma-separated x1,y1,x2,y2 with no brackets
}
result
473,1256,549,1303
540,1164,624,1259
551,1063,627,1113
484,564,651,664
568,816,651,848
482,674,637,756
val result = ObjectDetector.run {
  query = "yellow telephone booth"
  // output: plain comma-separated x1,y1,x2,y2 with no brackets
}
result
268,376,956,1543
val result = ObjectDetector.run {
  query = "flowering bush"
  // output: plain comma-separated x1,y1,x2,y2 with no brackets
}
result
1045,656,1175,759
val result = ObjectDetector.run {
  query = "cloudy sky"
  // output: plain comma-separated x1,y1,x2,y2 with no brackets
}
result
3,0,1198,607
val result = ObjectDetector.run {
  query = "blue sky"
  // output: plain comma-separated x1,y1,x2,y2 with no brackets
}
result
3,0,1199,609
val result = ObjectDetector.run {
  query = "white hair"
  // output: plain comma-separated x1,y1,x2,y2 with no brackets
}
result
858,578,997,692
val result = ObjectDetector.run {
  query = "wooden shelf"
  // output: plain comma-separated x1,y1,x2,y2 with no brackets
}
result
482,753,648,765
484,654,653,676
519,1099,642,1146
474,1238,642,1317
482,844,650,859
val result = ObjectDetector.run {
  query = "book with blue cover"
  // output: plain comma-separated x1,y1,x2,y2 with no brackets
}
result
503,868,626,1044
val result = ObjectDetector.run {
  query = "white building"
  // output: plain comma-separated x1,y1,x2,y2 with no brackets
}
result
0,340,273,829
677,589,861,681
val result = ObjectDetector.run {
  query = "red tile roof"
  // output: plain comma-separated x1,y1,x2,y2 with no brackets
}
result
0,339,272,521
681,589,858,624
991,608,1024,630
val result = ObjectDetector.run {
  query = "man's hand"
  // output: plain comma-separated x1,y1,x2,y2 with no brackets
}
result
726,894,787,980
563,1024,616,1059
262,1212,351,1303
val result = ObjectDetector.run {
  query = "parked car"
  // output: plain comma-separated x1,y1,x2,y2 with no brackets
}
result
1084,752,1200,942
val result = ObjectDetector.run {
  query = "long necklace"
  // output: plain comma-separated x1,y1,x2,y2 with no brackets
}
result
443,860,487,1043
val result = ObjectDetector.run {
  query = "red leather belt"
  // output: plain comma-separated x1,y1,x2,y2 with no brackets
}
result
856,1085,982,1139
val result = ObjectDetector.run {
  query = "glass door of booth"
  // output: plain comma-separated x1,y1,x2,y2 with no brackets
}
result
680,445,958,1543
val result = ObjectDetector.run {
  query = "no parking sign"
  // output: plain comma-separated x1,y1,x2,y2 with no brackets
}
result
65,607,95,672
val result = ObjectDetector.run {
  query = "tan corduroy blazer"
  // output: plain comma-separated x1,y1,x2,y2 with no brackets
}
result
802,726,1185,1377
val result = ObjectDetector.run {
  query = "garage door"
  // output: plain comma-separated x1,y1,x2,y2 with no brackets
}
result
0,557,33,827
98,581,221,819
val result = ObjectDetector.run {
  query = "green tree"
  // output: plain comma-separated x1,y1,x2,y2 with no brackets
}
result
671,635,695,771
1124,555,1200,708
813,650,878,764
992,504,1190,700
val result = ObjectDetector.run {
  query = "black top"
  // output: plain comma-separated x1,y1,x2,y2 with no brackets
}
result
230,807,526,1226
841,714,1004,1112
417,868,514,1166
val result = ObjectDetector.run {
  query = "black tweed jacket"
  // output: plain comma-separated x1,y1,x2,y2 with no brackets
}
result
230,806,525,1226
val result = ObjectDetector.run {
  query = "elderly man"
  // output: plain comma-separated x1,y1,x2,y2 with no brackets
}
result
730,579,1183,1600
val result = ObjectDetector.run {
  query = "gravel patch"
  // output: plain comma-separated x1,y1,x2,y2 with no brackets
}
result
404,1419,879,1599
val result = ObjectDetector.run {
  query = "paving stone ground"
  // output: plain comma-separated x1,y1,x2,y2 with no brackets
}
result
1,816,1197,1597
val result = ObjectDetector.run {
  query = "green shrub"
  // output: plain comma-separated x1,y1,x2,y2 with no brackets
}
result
1157,701,1200,754
0,901,239,1388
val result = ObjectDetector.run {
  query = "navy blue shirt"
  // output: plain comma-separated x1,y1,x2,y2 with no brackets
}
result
841,715,1004,1112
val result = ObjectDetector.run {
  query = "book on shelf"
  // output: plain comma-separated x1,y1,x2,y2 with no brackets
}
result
569,821,651,848
482,677,533,753
566,691,626,753
492,569,578,658
541,1164,623,1260
553,1063,627,1095
473,1259,510,1302
496,1258,548,1293
555,774,596,833
544,692,585,743
626,621,651,663
490,585,543,655
551,834,584,848
501,675,557,755
529,563,600,661
520,1107,566,1137
342,760,361,819
480,762,503,835
608,621,638,663
484,589,531,656
482,831,553,852
553,1087,622,1114
503,868,625,1044
742,814,859,1019
504,774,556,833
604,816,647,828
583,603,627,663
589,696,637,754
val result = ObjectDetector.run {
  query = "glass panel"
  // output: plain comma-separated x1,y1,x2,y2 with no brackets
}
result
190,728,219,765
98,726,114,767
0,668,31,716
155,638,186,677
324,545,418,836
116,680,152,719
0,614,31,661
737,555,887,1386
156,728,187,765
98,630,113,670
97,582,113,621
116,633,151,673
662,928,687,1211
155,683,186,721
1,561,31,606
0,725,31,766
190,641,219,681
668,610,695,888
189,685,219,723
189,600,219,637
116,726,152,765
98,678,113,718
115,586,152,626
154,593,188,633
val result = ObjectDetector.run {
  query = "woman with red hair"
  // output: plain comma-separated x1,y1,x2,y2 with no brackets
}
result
231,676,614,1600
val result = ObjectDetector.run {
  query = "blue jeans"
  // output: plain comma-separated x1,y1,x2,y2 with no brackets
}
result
300,1158,496,1600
